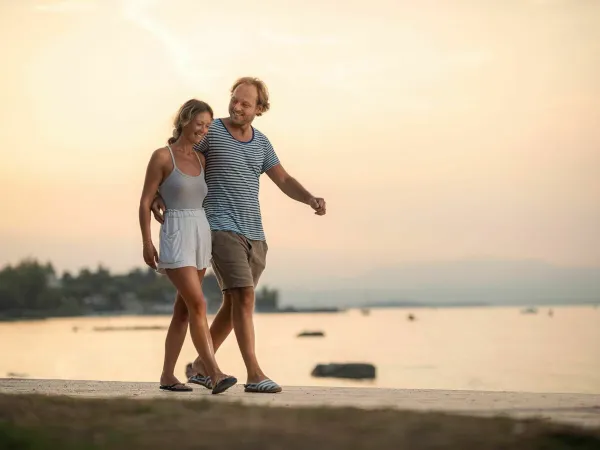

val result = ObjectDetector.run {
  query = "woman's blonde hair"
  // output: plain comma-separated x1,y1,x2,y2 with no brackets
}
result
168,99,214,144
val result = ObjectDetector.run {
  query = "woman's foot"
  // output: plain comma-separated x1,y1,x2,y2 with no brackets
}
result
211,374,238,395
160,373,192,392
210,372,230,386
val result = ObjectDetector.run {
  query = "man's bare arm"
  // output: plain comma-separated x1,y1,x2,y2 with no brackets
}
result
266,163,326,215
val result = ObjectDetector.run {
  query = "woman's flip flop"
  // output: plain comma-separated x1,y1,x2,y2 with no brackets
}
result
211,376,238,394
159,383,193,392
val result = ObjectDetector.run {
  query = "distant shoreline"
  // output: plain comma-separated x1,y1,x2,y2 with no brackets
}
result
1,301,597,322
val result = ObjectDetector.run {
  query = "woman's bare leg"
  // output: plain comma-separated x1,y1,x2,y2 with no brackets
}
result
166,267,227,385
159,293,189,386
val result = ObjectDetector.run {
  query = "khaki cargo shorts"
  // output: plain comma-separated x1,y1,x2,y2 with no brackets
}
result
210,230,268,291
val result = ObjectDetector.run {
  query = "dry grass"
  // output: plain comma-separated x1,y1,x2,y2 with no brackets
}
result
0,393,599,449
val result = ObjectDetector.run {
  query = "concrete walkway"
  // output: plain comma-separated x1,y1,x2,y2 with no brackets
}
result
1,378,599,428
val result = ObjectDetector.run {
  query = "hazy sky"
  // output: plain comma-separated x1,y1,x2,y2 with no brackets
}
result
1,0,598,286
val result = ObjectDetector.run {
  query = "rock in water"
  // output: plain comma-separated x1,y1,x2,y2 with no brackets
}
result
311,363,376,380
297,331,325,337
7,372,28,378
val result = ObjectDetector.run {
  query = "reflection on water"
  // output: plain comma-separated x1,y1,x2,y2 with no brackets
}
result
1,306,599,394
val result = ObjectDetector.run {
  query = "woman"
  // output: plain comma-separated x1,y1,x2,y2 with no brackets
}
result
139,99,236,394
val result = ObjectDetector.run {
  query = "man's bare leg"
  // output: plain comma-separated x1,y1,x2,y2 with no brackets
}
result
187,287,267,383
229,286,267,383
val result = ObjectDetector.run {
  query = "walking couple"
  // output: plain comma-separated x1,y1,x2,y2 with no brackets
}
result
139,77,326,394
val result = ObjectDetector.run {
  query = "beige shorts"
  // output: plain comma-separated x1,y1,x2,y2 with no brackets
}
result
210,230,267,291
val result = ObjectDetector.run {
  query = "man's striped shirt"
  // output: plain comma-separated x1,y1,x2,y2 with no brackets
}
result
194,118,280,241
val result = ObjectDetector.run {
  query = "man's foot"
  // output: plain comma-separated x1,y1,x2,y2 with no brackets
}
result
185,362,212,389
244,371,282,393
185,360,208,377
245,370,269,386
185,362,195,379
244,379,282,393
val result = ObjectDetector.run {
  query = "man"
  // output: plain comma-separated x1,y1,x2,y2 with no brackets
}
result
152,77,326,393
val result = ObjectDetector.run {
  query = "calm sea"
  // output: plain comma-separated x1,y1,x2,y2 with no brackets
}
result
1,306,599,394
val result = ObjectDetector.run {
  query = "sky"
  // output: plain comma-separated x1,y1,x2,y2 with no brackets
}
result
0,0,599,288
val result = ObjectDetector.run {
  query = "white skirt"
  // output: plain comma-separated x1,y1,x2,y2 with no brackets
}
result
157,208,212,273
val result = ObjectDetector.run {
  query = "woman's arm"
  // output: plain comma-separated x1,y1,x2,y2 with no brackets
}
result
139,149,168,267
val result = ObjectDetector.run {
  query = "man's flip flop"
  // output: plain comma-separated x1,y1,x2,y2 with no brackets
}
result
244,379,282,393
186,363,213,389
188,373,213,389
159,383,193,392
211,376,238,395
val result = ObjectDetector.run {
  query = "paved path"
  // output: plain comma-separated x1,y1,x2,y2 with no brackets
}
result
1,378,599,428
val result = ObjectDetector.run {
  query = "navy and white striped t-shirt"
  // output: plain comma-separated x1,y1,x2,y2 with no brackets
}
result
194,119,280,241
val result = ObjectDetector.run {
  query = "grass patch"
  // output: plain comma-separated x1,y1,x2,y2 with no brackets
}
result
0,393,599,449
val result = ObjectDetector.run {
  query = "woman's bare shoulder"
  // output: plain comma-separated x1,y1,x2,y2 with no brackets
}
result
152,146,170,158
149,146,171,165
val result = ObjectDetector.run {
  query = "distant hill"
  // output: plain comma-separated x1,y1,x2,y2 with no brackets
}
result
278,259,600,308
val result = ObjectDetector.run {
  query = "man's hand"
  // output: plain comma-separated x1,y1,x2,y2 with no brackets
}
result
309,197,326,216
151,196,166,224
266,164,326,215
142,241,159,270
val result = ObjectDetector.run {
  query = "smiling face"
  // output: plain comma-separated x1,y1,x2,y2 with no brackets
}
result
182,111,212,144
169,99,214,145
228,83,262,126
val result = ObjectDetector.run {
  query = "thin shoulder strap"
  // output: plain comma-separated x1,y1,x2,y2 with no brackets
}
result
193,151,203,173
166,144,177,169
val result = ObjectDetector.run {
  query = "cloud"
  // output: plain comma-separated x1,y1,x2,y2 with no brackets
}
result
444,50,493,69
530,0,561,4
258,30,341,47
33,0,223,87
121,1,189,72
120,0,222,86
265,46,491,89
34,0,98,13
